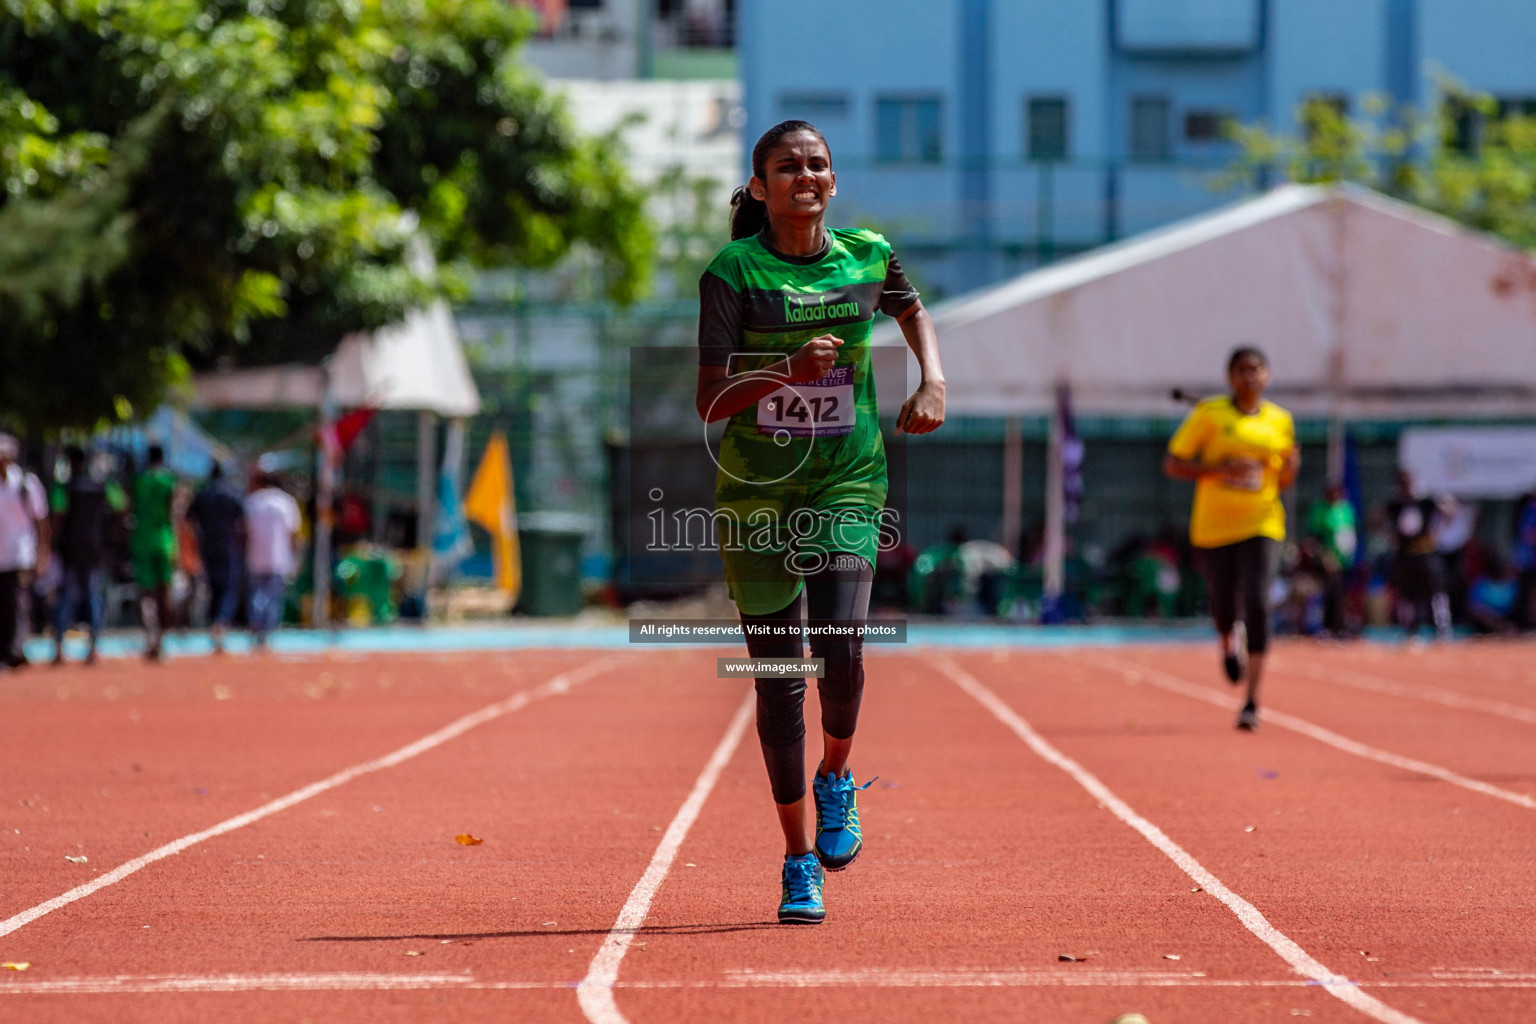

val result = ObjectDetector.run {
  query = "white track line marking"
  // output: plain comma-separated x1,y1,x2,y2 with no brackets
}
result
10,968,1536,995
1285,661,1536,726
932,655,1428,1024
1087,653,1536,812
0,973,483,994
576,687,755,1024
716,967,1287,988
0,655,625,941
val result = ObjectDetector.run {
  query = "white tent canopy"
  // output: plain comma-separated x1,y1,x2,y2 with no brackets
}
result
192,302,480,417
190,302,480,625
875,183,1536,420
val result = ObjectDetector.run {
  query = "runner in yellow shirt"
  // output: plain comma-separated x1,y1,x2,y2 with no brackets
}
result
1164,347,1299,731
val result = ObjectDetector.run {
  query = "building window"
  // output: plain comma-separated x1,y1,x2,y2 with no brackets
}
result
1129,95,1170,161
1496,96,1536,119
1301,92,1349,142
1027,96,1070,161
1444,96,1482,154
656,0,733,47
1184,109,1233,143
876,97,943,164
1117,0,1261,54
1306,92,1349,117
780,92,850,122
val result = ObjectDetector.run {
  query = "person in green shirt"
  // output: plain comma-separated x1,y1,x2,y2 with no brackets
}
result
1307,483,1358,636
695,119,945,924
131,444,178,661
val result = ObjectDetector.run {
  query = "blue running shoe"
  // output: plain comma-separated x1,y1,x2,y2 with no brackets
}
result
812,765,875,872
778,852,825,924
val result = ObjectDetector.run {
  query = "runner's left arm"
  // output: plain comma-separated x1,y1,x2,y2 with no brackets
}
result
879,248,944,435
1277,415,1300,491
1278,447,1301,491
893,302,945,435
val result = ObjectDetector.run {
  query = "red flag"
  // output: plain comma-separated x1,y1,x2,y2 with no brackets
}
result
333,407,377,451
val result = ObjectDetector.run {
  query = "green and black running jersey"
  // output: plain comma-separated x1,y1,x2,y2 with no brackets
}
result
697,227,918,614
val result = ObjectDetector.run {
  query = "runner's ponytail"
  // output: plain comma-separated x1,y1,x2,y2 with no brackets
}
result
729,120,828,241
729,185,768,240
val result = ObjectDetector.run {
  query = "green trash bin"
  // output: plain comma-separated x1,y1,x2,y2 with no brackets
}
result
516,514,588,617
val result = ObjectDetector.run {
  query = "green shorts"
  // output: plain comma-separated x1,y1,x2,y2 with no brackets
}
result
132,535,176,590
716,502,882,616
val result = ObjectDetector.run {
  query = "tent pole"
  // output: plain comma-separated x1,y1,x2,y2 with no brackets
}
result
1326,188,1347,485
417,410,436,610
1327,415,1346,486
1043,400,1065,612
1002,415,1023,556
313,389,336,629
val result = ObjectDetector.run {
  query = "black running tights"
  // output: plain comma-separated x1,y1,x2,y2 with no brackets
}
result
740,556,873,805
1197,536,1279,654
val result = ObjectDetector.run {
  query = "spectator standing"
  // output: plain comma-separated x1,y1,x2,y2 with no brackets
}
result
0,433,49,669
188,463,246,653
131,445,178,661
51,446,116,665
1386,470,1452,641
244,473,301,650
1307,483,1359,636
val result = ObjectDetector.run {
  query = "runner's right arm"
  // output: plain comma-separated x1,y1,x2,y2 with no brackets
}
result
694,265,843,421
695,338,844,422
1163,402,1226,482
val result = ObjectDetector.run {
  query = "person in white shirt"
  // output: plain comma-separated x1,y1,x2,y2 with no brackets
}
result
243,473,302,650
0,433,50,669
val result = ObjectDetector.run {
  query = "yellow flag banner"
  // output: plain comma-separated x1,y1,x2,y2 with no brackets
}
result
463,430,521,600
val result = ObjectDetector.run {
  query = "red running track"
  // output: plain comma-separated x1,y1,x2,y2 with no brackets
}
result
1,640,1533,1023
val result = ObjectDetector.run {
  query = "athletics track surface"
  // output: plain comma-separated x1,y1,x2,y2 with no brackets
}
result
2,638,1533,1023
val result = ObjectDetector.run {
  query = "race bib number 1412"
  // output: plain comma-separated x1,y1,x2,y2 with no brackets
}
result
757,365,855,438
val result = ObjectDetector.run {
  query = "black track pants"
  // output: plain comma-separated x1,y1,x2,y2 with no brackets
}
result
1197,536,1279,654
739,555,873,805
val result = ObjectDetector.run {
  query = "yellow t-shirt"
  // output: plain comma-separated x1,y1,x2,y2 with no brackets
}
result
1167,396,1295,549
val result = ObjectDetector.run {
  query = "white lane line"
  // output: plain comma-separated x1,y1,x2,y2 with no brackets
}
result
932,655,1428,1024
1086,653,1536,812
0,655,625,941
709,976,1536,988
576,687,755,1024
10,969,1536,995
0,973,484,994
1285,661,1536,726
715,968,1291,988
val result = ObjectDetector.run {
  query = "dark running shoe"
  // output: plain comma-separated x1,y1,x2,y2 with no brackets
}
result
1223,624,1247,685
1236,700,1259,731
777,853,825,924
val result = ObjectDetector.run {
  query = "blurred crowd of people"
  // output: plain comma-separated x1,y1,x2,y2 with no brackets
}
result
0,434,300,671
1270,472,1536,640
891,470,1536,639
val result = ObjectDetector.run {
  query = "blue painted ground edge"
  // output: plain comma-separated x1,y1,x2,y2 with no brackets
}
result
22,621,1223,661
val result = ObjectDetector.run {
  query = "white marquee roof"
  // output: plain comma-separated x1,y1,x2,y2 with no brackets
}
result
193,302,481,418
876,183,1536,419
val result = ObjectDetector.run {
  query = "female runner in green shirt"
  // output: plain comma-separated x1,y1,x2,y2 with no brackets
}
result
696,120,945,923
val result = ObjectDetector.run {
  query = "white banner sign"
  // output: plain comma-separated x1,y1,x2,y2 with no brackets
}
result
1399,428,1536,498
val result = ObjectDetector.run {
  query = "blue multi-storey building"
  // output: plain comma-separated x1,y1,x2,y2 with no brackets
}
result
739,0,1536,298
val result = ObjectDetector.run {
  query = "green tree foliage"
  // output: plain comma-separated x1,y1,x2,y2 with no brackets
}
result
1227,87,1536,250
0,0,654,432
